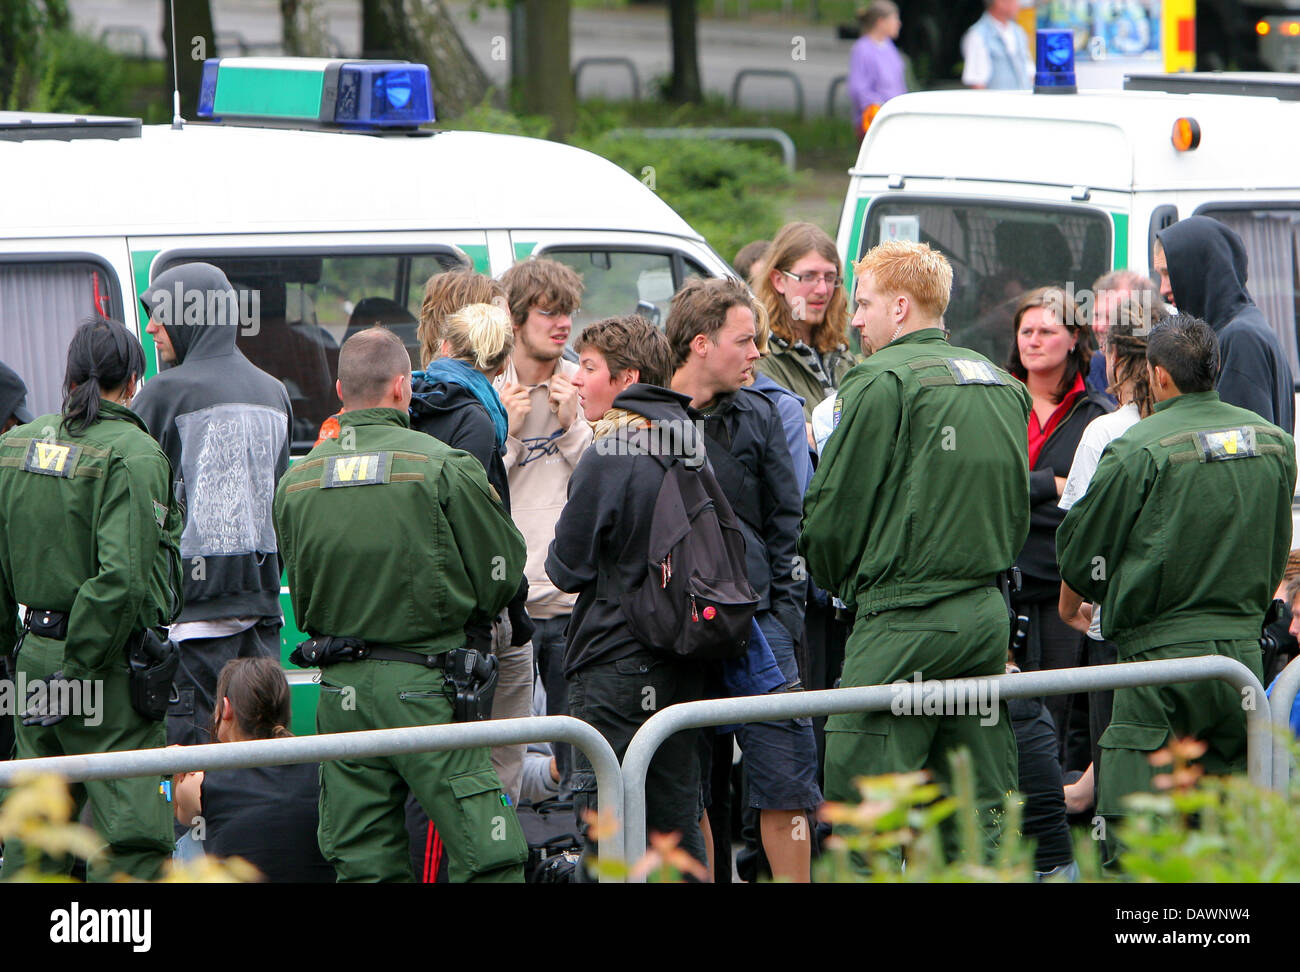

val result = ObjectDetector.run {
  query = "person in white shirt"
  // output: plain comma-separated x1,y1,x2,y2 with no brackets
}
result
1057,294,1166,813
962,0,1033,90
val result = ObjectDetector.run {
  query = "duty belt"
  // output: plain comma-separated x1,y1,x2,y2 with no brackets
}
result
291,634,452,670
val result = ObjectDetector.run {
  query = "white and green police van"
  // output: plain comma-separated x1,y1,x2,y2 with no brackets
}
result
0,58,733,730
837,69,1300,394
837,55,1300,538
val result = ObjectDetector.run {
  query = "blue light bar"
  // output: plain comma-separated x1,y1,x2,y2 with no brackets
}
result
1034,29,1077,95
195,58,435,130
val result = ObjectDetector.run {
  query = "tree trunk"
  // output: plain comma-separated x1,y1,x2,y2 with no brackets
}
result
361,0,494,119
162,0,215,121
521,0,574,135
280,0,304,55
667,0,701,104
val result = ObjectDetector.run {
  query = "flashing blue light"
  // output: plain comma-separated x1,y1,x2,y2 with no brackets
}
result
194,57,435,129
1034,29,1077,94
197,60,220,117
337,63,433,127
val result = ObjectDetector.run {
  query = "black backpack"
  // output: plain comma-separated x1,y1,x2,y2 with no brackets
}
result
603,442,758,661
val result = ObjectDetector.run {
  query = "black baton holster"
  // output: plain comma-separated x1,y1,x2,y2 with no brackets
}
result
127,628,180,721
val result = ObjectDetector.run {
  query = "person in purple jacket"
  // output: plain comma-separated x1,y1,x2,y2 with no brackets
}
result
847,1,906,140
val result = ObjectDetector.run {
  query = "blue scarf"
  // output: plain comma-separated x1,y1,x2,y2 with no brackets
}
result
415,359,508,449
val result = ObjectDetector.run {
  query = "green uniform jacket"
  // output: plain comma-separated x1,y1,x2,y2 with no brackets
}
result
1057,391,1297,655
272,408,526,651
800,329,1031,613
757,339,858,422
0,402,183,678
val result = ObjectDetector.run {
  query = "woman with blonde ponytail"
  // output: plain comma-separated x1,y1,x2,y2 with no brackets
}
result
407,301,536,816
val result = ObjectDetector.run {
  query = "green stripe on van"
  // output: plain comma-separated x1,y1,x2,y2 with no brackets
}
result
132,249,160,379
514,241,537,261
1112,212,1129,270
461,244,490,273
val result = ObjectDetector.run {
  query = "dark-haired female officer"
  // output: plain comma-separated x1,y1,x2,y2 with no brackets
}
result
0,316,183,882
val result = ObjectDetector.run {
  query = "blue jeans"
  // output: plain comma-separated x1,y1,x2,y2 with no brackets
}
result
531,615,572,795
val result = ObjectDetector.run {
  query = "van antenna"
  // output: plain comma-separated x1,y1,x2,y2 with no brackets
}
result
169,0,183,129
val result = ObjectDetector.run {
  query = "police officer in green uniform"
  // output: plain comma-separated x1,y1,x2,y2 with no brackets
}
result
800,241,1029,848
273,327,529,883
0,318,183,882
1058,315,1295,823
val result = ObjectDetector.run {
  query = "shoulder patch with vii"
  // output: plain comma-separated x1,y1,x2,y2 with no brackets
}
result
321,452,391,488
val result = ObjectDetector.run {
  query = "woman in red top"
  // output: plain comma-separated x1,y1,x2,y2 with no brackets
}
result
1007,286,1113,771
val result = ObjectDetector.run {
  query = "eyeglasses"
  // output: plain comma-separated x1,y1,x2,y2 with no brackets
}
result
781,270,843,287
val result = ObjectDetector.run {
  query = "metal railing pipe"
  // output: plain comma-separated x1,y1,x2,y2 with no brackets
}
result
621,657,1269,880
0,715,625,881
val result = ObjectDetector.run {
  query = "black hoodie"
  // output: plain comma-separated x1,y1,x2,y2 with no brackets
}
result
132,263,293,622
545,384,701,675
1158,216,1295,434
0,361,33,430
409,375,510,508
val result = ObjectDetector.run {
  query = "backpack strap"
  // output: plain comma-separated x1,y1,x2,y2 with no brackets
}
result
595,433,674,602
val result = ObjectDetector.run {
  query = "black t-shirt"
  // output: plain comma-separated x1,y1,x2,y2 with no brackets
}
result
200,761,334,883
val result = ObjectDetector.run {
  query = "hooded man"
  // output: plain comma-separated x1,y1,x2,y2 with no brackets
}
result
1154,216,1295,434
132,262,293,757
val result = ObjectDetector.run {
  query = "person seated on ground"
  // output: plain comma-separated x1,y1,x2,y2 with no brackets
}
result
173,657,333,882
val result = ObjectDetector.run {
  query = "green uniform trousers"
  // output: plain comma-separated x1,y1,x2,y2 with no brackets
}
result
1097,639,1262,820
0,633,172,882
316,657,528,883
824,586,1017,850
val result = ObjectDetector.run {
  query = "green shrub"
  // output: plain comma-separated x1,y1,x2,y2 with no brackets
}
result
19,30,127,115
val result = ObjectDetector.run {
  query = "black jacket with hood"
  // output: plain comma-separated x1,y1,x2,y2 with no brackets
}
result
697,387,805,645
1158,216,1295,434
132,263,293,622
545,384,702,676
409,375,510,508
1016,384,1113,602
408,373,531,644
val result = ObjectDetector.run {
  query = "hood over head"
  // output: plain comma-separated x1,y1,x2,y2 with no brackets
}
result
608,383,703,463
1156,216,1253,330
0,361,33,427
141,262,242,364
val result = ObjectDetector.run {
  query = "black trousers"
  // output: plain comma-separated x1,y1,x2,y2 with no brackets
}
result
1009,696,1074,873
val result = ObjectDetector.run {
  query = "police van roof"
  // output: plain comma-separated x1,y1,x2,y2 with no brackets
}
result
854,87,1300,194
0,122,701,240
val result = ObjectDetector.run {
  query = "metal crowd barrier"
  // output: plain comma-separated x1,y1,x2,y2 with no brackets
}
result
620,657,1270,882
1269,654,1300,787
0,714,625,883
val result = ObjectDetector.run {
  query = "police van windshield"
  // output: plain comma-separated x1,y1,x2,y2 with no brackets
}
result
157,251,466,450
863,200,1112,366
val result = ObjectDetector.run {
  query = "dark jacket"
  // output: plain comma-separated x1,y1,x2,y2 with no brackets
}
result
1016,385,1113,601
133,263,293,623
545,384,701,675
699,387,805,643
409,376,510,509
1158,216,1295,434
408,374,529,642
0,361,33,429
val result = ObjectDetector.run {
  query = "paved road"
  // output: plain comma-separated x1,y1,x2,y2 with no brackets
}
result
69,0,859,117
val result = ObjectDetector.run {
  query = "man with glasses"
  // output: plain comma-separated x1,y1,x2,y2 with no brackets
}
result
494,258,592,799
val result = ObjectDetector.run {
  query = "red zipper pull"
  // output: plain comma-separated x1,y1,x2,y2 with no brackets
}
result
690,594,699,622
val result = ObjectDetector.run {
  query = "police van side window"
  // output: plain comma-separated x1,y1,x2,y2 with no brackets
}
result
540,249,708,337
863,200,1111,367
156,251,466,450
0,261,119,417
1198,208,1300,386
